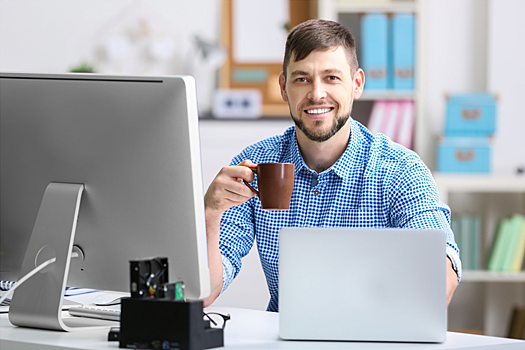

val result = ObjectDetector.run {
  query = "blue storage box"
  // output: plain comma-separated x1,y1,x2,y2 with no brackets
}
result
445,93,496,136
437,137,491,173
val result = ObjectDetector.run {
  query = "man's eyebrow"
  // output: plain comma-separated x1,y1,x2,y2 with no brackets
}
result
290,70,309,78
290,69,344,78
323,68,344,75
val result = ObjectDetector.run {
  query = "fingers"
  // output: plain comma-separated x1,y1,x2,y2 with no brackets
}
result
237,159,257,173
205,162,257,213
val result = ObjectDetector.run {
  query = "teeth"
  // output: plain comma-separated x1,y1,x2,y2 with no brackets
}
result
305,108,331,115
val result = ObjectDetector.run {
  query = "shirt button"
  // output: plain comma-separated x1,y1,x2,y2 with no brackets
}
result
314,190,320,196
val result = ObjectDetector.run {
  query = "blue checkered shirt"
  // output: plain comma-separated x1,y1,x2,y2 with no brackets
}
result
219,118,462,312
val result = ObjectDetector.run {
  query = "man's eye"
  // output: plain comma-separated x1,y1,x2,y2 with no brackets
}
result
295,77,307,83
327,76,339,81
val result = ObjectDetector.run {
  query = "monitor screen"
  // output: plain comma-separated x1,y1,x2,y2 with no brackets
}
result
0,73,211,329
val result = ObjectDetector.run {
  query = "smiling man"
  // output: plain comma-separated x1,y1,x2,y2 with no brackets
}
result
203,19,461,312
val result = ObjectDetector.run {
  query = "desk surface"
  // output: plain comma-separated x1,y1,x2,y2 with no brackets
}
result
0,293,523,350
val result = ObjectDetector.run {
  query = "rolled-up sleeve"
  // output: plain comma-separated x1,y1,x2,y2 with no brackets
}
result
219,201,255,294
388,161,463,282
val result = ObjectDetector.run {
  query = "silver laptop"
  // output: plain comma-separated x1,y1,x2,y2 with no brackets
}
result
279,227,447,343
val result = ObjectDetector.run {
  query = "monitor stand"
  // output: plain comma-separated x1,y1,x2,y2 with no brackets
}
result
8,182,115,331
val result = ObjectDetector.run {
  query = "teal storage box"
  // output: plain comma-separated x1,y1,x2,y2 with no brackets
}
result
437,137,490,173
445,93,496,136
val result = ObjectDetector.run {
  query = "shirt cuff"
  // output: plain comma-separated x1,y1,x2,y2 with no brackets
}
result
220,254,235,295
446,245,462,283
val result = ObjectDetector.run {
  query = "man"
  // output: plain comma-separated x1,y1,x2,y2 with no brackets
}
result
203,19,461,311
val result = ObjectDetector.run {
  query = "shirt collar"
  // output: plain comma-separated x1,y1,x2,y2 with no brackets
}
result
284,127,308,178
330,118,363,180
283,119,363,180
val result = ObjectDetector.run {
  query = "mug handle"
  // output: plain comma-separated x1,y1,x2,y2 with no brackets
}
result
243,167,259,196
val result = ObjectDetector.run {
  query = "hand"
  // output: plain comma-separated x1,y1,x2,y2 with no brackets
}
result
205,160,257,214
446,257,458,307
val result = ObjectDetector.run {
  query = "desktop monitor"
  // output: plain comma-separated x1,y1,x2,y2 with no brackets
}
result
0,72,211,330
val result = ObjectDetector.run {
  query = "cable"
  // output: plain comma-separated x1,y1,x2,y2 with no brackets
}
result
0,256,56,306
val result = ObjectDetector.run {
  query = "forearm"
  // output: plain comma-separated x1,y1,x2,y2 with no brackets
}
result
446,256,458,307
202,209,224,307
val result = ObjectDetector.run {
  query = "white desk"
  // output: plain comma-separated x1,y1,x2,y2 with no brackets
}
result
0,293,523,350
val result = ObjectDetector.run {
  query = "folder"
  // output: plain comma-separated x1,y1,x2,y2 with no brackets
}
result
471,215,481,270
390,13,415,90
382,101,401,142
511,221,525,272
503,215,525,272
367,100,387,135
396,101,415,149
460,214,471,270
487,218,510,271
361,13,389,90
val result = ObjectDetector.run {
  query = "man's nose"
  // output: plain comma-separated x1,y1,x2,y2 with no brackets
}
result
307,80,327,101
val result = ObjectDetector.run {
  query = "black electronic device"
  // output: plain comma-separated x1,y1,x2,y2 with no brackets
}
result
119,298,224,350
130,257,169,298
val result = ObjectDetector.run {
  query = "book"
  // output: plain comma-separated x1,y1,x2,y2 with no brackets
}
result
460,214,471,270
487,218,511,271
502,215,525,272
471,215,481,270
511,220,525,272
507,306,525,339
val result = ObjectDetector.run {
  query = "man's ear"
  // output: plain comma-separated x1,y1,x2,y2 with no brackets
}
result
353,68,365,100
279,72,288,103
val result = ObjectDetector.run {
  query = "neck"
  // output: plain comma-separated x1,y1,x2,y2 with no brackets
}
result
296,121,351,173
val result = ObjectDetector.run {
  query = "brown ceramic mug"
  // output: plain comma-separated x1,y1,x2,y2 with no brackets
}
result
243,163,294,210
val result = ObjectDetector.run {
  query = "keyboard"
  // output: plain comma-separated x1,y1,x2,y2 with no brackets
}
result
1,297,80,313
68,305,121,321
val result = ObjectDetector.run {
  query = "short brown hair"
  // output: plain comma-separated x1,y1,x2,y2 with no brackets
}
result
283,19,359,79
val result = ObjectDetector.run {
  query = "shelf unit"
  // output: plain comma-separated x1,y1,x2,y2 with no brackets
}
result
317,0,431,166
434,174,525,337
434,174,525,204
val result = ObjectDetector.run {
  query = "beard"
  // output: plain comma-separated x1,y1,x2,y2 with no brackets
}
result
291,106,352,143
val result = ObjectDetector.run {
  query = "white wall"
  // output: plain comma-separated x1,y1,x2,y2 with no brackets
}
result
486,0,525,174
0,0,220,74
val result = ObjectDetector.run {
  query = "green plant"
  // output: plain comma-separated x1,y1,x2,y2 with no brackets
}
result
69,62,95,73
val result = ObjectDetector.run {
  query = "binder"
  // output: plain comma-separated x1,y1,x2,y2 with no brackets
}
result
391,13,415,90
460,214,471,270
502,215,525,272
511,221,525,272
487,218,510,271
471,215,481,270
367,100,387,135
361,13,389,90
382,101,401,142
397,101,415,149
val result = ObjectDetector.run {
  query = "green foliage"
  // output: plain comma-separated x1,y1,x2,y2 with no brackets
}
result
69,62,95,73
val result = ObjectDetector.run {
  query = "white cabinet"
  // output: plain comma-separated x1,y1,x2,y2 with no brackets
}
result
434,174,525,336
